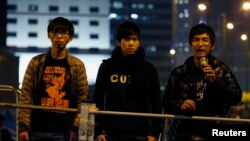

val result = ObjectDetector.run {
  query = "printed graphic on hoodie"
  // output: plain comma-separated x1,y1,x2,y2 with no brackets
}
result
42,66,69,109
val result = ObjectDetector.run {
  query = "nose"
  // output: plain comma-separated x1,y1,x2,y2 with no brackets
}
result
56,33,63,37
129,39,138,45
198,40,203,45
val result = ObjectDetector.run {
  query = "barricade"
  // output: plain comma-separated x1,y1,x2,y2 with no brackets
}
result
1,85,250,141
0,85,20,141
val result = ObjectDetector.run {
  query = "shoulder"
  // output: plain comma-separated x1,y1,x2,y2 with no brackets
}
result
31,53,46,61
144,60,157,70
67,54,85,66
140,60,160,76
68,54,82,62
169,65,186,76
27,53,46,67
209,55,230,69
100,58,112,67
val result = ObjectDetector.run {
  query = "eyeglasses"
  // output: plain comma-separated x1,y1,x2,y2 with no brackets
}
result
192,37,210,45
50,31,69,37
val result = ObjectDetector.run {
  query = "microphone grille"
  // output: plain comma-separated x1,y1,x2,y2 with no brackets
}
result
200,57,208,66
200,57,207,62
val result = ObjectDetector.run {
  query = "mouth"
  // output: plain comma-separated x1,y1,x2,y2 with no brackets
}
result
55,41,64,44
127,48,136,51
197,48,205,53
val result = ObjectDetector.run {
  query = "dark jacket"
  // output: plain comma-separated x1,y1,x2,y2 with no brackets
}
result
162,55,242,140
0,128,14,141
94,47,162,138
18,49,89,133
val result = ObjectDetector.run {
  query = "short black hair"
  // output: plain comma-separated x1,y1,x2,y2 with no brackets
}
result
189,23,215,46
47,17,74,37
116,21,141,41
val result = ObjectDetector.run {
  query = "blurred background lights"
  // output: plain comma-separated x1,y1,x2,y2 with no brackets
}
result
197,3,207,11
109,13,117,19
169,49,176,55
242,2,250,11
227,22,234,30
130,13,139,19
241,34,248,41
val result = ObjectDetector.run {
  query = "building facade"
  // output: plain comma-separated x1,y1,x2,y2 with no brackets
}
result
7,0,110,50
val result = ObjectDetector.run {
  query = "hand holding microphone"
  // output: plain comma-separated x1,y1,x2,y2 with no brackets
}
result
200,57,216,82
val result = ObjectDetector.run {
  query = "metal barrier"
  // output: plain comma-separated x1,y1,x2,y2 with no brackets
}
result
1,102,250,141
0,85,20,141
1,85,250,141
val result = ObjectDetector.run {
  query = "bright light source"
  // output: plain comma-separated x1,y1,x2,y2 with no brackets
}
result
198,3,207,11
109,13,118,19
169,49,176,55
241,34,248,41
242,2,250,11
130,13,139,19
227,22,234,30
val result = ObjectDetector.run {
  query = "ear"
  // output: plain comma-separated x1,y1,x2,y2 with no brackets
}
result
116,40,121,46
211,46,214,50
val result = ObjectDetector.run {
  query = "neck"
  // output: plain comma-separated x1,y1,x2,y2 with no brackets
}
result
51,48,66,59
194,57,202,68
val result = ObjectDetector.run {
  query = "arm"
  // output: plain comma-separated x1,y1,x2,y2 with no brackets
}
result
93,63,108,137
71,61,89,133
209,63,242,105
18,59,35,132
149,66,162,139
18,59,36,141
162,73,183,114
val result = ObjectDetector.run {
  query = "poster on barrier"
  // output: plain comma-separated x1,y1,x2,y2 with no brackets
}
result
78,103,96,141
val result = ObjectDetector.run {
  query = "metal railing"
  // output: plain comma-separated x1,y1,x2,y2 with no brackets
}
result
0,85,20,141
1,85,250,141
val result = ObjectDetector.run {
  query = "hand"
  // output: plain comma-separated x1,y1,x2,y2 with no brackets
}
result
201,65,216,83
69,130,78,141
147,135,157,141
181,99,196,111
95,134,107,141
19,131,29,141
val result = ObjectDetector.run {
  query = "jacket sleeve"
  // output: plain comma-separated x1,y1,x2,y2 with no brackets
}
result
162,71,185,115
18,59,35,132
208,63,242,105
71,60,89,132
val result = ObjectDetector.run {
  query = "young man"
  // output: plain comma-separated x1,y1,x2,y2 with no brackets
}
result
162,23,242,141
94,21,162,141
18,17,89,141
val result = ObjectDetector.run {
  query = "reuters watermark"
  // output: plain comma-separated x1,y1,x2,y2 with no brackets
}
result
212,129,246,137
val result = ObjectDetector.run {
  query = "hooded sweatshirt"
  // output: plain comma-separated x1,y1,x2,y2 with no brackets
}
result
94,46,162,138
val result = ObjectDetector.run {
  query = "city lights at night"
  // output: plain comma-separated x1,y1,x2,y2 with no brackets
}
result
1,1,250,141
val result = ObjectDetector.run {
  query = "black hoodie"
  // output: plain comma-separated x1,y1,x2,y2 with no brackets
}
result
94,46,162,138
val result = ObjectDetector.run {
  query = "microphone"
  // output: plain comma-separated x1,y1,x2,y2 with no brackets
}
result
200,57,208,79
200,57,208,68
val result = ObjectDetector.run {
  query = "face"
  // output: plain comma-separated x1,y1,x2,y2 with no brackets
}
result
117,35,140,56
191,33,213,59
48,31,72,49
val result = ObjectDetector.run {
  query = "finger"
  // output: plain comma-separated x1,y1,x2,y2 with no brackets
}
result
182,102,194,111
186,100,196,110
